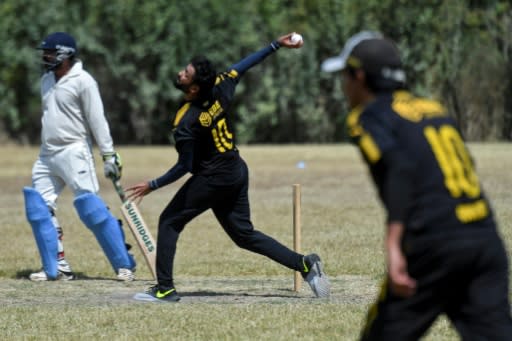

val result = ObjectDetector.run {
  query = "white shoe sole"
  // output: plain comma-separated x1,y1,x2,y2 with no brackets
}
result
133,293,166,302
29,271,75,281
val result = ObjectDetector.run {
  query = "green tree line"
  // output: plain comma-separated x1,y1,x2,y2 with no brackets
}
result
1,0,510,144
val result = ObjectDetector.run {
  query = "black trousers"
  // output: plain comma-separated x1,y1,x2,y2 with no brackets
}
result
156,160,303,289
361,228,512,341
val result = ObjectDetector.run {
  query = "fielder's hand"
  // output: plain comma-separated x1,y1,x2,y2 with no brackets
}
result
126,181,152,205
103,151,123,180
386,222,417,298
387,245,417,297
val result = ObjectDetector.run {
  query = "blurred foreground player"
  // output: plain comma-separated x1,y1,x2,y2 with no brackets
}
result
322,31,512,340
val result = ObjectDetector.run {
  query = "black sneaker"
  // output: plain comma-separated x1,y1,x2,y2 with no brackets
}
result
145,285,181,302
301,253,331,298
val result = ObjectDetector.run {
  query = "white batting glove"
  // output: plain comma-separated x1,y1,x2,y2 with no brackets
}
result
103,151,123,180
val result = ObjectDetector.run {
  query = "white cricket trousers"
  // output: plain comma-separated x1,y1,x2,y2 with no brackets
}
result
32,141,99,210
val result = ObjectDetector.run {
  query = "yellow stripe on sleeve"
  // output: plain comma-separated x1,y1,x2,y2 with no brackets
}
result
173,102,191,127
360,133,382,163
346,105,364,138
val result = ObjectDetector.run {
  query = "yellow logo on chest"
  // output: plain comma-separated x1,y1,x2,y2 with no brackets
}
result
199,100,223,127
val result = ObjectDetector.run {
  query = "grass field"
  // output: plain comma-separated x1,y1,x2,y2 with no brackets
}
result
1,143,511,340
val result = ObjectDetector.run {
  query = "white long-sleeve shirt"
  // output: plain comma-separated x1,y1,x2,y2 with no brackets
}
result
40,60,114,156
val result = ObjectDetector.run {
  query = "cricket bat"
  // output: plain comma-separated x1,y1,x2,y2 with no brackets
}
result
111,178,157,280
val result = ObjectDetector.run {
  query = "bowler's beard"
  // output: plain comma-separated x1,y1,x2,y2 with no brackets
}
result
173,75,189,93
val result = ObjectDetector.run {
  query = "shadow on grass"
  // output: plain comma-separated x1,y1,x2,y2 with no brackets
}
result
15,269,114,281
180,290,301,299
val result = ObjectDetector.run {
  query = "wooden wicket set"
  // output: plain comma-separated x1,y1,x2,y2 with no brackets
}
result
293,183,302,292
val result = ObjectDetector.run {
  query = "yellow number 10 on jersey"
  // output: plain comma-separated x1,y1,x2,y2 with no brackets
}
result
211,118,234,153
424,125,480,198
425,125,489,223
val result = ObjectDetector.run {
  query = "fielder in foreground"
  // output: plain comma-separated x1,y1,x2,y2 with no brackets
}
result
24,32,136,282
322,31,512,339
127,32,330,302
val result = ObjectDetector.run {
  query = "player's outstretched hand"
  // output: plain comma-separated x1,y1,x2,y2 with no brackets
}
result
126,181,152,205
278,32,304,49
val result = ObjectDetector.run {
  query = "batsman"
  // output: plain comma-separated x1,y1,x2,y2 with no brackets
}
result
24,32,136,281
127,32,330,302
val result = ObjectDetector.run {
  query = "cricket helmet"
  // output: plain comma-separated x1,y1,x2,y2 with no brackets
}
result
37,32,77,71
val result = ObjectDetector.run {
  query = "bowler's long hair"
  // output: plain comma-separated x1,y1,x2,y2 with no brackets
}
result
190,56,217,100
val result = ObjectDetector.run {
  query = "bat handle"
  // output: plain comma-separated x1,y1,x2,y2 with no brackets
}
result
110,177,127,202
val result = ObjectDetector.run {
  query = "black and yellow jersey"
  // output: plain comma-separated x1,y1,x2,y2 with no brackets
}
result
346,90,494,233
172,69,242,183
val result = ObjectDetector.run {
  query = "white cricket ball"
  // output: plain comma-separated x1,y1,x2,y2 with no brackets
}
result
290,33,303,44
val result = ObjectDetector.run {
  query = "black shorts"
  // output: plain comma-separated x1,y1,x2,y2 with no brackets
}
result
361,229,512,340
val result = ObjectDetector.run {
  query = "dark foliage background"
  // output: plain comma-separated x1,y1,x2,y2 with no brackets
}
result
1,0,510,144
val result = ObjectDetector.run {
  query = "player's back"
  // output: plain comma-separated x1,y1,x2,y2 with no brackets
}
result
359,90,495,234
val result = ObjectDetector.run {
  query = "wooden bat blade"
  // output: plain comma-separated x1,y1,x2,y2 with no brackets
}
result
120,200,157,280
